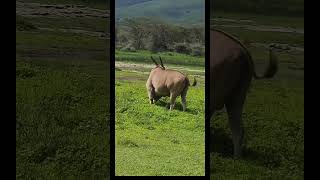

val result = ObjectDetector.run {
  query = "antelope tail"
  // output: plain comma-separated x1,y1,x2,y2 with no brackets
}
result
251,48,278,79
191,76,197,86
214,29,278,80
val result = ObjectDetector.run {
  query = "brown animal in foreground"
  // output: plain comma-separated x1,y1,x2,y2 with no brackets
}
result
210,29,278,158
146,56,197,111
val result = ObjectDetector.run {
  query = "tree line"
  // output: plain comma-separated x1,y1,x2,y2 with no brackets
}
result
116,18,205,57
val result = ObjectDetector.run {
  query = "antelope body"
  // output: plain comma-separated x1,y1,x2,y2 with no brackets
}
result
146,57,196,111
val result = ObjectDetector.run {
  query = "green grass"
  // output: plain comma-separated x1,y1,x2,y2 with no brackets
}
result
211,78,304,179
16,2,110,178
210,13,304,179
16,58,110,179
16,30,107,51
212,0,304,17
16,15,38,31
17,0,304,178
212,26,304,47
16,29,109,63
115,69,205,176
211,13,304,48
22,16,109,33
213,11,304,28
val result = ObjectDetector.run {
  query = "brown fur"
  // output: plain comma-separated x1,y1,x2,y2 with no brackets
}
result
146,57,197,111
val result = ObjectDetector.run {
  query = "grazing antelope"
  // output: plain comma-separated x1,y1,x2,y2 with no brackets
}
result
146,56,197,111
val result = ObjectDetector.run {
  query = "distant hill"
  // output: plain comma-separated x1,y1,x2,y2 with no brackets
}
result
115,0,152,8
115,0,205,26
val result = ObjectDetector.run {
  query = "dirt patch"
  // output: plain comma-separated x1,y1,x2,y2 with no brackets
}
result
116,75,147,82
115,61,205,75
116,61,154,70
16,1,109,18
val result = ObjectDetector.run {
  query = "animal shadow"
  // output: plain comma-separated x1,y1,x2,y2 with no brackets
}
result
156,100,199,115
210,127,233,157
210,127,282,168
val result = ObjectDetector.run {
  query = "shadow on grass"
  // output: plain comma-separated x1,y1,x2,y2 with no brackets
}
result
210,127,233,157
210,127,282,168
155,100,200,115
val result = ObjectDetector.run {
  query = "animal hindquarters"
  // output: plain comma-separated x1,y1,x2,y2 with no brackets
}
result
168,77,188,110
169,93,178,110
181,94,186,112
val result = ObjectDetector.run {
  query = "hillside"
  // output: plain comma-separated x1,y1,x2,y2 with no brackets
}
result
115,0,205,26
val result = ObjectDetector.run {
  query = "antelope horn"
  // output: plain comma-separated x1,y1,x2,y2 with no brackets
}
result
159,56,165,69
151,56,158,66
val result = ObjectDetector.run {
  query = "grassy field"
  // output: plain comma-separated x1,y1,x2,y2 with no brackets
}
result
213,11,304,28
211,0,304,17
20,16,109,34
116,50,204,71
115,51,205,176
16,0,304,178
16,1,110,179
211,13,304,179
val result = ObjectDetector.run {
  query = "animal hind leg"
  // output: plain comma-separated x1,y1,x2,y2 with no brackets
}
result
169,93,177,110
226,102,244,158
181,87,188,111
181,95,186,111
225,83,248,158
147,86,155,104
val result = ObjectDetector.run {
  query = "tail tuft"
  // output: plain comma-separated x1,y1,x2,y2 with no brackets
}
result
192,76,197,86
253,48,278,79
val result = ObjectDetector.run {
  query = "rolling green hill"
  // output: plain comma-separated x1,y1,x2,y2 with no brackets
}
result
115,0,205,26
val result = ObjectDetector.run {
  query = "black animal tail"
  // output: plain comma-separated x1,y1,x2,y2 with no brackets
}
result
251,48,278,79
191,76,197,86
213,28,278,80
186,76,197,87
